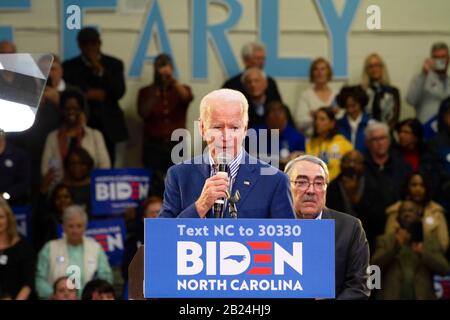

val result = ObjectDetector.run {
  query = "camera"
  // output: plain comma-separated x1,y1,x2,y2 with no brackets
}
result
408,221,424,243
433,58,447,71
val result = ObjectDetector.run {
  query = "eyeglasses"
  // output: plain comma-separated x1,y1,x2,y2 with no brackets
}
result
291,179,327,191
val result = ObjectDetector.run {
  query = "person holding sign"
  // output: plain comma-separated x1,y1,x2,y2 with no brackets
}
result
159,89,295,219
284,155,370,299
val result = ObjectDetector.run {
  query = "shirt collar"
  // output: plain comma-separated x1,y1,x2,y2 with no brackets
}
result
348,113,362,127
295,210,323,219
315,211,323,220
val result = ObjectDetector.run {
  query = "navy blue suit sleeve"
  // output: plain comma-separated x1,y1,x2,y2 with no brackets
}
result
159,166,202,218
269,172,296,219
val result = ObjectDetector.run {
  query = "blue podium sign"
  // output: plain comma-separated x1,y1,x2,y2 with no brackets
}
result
144,219,335,298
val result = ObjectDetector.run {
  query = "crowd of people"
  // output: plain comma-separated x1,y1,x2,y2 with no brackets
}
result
0,27,450,300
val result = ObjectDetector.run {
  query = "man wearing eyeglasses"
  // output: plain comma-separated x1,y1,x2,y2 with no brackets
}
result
285,154,370,299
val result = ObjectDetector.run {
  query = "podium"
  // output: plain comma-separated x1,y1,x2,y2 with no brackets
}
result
128,246,145,300
128,218,335,299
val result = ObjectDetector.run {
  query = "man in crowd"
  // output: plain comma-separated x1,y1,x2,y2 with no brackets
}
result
363,121,412,250
63,27,128,165
223,41,281,102
406,42,450,139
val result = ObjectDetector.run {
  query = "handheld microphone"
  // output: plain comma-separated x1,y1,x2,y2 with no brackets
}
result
213,153,230,219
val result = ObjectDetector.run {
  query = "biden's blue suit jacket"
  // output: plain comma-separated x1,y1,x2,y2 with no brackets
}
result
159,151,295,219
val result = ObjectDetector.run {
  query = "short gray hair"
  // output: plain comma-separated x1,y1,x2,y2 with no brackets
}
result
364,121,390,141
62,205,88,225
284,155,330,183
241,41,265,60
240,67,267,84
431,42,449,54
199,88,249,126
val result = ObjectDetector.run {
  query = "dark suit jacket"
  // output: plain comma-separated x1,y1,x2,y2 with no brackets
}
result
322,208,371,300
62,54,128,143
159,151,295,219
362,150,413,250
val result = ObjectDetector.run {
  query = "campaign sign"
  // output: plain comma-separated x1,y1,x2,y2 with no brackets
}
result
91,168,151,215
144,219,335,298
434,274,450,300
12,206,32,242
57,219,126,266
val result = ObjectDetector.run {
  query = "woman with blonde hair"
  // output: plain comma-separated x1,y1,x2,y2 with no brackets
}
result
294,57,340,137
0,199,35,300
361,53,401,130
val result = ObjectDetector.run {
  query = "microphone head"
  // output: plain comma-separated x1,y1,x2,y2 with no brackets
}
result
216,152,230,174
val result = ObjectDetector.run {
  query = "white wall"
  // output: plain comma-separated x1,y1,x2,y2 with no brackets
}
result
2,0,450,166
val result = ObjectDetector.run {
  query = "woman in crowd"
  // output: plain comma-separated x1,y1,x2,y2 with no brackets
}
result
393,118,440,195
294,58,339,137
0,199,35,300
372,200,449,300
33,183,74,251
385,172,449,252
395,119,428,172
306,107,353,181
41,89,110,180
62,147,94,215
254,101,305,169
336,86,371,153
35,205,112,299
360,53,401,130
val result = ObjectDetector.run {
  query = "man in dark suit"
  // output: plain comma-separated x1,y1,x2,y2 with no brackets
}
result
62,27,128,165
285,155,370,299
222,41,281,102
241,67,279,128
159,88,295,219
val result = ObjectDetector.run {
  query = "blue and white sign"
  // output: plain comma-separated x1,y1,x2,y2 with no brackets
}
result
91,168,151,215
58,218,126,266
144,219,335,298
12,206,32,242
